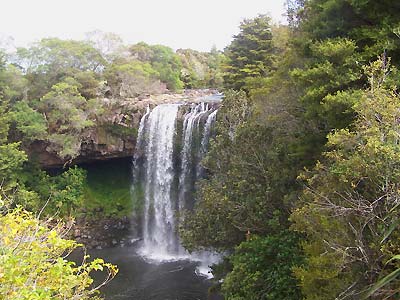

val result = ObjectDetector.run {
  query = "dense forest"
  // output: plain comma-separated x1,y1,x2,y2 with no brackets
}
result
181,0,400,299
1,0,400,299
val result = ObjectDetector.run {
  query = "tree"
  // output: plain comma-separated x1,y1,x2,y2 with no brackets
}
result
298,0,400,64
85,30,125,62
290,38,362,131
0,52,28,190
223,14,277,90
129,42,183,91
181,87,306,299
104,59,165,97
291,60,400,299
288,0,400,150
11,101,47,142
0,64,28,102
0,206,117,300
17,165,87,217
38,78,98,159
222,231,303,300
15,38,105,99
177,48,224,89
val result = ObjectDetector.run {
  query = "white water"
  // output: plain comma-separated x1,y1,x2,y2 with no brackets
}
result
133,102,220,275
140,104,180,258
197,108,218,178
132,105,150,183
178,103,211,213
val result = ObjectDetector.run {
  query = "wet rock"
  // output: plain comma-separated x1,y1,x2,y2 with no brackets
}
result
68,216,133,249
129,238,141,245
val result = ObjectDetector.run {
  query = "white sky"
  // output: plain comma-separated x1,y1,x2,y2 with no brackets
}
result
0,0,287,52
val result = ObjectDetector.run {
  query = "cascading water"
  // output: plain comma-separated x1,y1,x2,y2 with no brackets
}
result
132,105,150,184
139,104,180,259
197,108,218,178
178,103,210,214
133,101,219,275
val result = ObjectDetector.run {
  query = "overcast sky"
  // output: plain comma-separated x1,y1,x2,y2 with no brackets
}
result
0,0,287,51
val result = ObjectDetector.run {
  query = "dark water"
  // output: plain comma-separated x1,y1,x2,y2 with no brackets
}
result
86,246,221,300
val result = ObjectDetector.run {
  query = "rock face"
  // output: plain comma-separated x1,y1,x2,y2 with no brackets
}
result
28,90,219,168
70,216,132,249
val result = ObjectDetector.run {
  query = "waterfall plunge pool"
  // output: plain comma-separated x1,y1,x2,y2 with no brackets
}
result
85,246,222,300
78,157,221,299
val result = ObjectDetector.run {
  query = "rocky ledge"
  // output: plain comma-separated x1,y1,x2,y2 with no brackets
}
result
70,216,137,249
29,89,220,168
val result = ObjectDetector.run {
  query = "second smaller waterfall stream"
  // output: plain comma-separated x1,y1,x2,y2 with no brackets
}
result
132,102,219,277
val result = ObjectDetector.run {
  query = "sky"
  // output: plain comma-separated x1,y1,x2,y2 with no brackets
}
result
0,0,287,52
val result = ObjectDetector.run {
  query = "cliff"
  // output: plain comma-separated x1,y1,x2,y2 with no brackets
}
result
28,89,220,168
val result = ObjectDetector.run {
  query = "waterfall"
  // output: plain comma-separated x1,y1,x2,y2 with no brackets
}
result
133,102,219,270
132,105,150,183
178,103,210,213
197,109,218,178
140,104,181,259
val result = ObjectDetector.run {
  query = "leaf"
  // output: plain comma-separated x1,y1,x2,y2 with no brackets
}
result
381,219,399,244
364,268,400,298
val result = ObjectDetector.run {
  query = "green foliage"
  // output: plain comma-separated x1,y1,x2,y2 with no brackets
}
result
298,0,400,62
0,64,28,102
16,38,105,99
177,47,225,89
0,207,118,299
291,61,400,299
181,2,400,298
19,165,87,217
38,78,97,158
181,74,308,296
224,15,278,90
52,166,87,215
104,59,164,97
0,142,27,189
102,123,136,138
150,45,183,91
74,70,102,99
222,231,303,300
0,58,29,191
11,101,47,141
290,38,362,130
180,182,243,251
81,159,134,218
290,0,400,136
0,102,10,144
129,42,183,91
